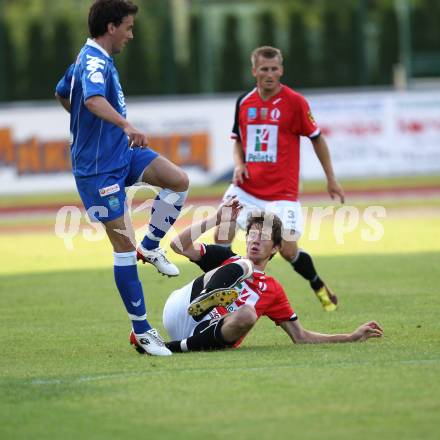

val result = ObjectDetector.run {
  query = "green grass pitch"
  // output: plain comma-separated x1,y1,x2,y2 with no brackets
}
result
0,205,439,439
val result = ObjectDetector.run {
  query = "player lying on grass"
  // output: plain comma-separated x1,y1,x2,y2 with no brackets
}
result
130,199,383,353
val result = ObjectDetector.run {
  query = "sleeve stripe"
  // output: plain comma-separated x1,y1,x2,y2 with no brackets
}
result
240,88,257,105
309,128,321,139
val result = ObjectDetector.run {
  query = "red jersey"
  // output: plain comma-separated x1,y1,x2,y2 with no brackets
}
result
231,85,320,201
197,245,297,348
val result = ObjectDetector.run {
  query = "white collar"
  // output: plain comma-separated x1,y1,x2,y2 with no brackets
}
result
86,38,111,58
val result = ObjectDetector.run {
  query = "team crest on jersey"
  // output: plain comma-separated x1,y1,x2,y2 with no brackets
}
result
260,108,268,120
108,196,121,212
270,108,281,121
248,107,257,120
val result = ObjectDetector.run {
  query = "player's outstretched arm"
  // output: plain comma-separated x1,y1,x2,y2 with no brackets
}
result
232,141,248,185
170,198,241,261
55,92,71,113
280,319,383,344
311,135,345,204
84,96,148,147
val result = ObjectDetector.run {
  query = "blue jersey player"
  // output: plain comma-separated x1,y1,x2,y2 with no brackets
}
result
55,0,189,356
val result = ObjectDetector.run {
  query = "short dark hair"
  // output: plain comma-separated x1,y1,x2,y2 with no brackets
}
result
88,0,138,38
246,211,283,259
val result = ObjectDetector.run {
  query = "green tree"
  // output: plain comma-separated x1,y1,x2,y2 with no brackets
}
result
24,20,53,100
321,6,356,87
159,9,176,94
123,21,149,96
285,11,312,88
346,7,362,86
217,14,244,92
177,13,201,94
0,18,16,101
256,11,276,47
412,0,440,52
377,7,398,84
51,16,75,91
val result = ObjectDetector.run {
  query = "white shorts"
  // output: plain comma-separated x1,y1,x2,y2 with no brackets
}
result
163,281,201,340
222,185,303,240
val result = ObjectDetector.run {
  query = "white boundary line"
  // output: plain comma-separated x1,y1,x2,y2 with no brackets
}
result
29,358,440,386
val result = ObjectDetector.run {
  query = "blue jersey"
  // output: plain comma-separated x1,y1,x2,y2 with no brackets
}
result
55,64,74,99
56,39,130,177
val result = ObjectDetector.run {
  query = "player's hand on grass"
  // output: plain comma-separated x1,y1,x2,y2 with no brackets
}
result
351,321,383,342
217,196,242,224
327,179,345,204
233,164,249,185
123,122,149,148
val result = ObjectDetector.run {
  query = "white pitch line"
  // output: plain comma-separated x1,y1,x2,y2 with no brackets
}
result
29,358,440,386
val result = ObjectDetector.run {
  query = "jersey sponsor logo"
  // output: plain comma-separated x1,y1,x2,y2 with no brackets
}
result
208,308,222,320
270,108,281,121
90,71,104,84
248,107,257,120
234,290,251,307
99,183,120,197
246,124,278,163
226,282,260,313
85,54,106,80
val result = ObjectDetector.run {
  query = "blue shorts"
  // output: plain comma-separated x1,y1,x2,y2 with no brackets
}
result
74,147,159,223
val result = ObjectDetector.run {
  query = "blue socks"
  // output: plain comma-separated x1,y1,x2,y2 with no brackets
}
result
141,188,187,251
114,251,152,334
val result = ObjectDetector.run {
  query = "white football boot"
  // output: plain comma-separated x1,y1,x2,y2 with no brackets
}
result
136,244,179,277
130,328,172,356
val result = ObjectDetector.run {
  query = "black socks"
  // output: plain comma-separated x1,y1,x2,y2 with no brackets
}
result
204,262,245,293
291,250,324,292
166,318,233,352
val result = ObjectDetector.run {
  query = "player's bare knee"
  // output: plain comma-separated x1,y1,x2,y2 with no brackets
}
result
171,169,189,192
280,246,296,261
233,305,257,331
280,249,293,261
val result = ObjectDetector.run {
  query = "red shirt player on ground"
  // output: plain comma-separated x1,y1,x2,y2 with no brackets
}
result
154,199,383,353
